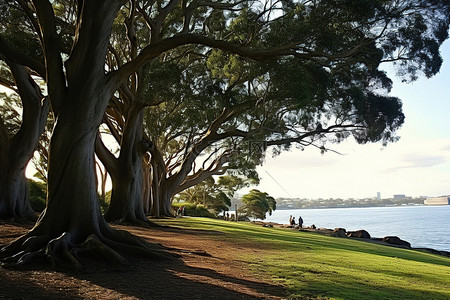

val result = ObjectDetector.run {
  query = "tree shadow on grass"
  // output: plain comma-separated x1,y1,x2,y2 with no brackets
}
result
74,254,286,299
0,221,285,299
0,255,286,299
0,268,84,299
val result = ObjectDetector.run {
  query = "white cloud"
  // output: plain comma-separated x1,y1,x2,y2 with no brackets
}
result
251,136,450,199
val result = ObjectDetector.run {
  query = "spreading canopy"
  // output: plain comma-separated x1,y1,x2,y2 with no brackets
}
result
0,0,449,267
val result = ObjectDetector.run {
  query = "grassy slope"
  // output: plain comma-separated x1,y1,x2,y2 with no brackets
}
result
155,218,450,300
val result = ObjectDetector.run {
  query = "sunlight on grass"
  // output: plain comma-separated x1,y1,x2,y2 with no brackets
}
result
155,218,450,299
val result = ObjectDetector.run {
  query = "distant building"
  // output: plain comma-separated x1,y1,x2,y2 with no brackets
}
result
377,192,381,200
393,194,406,199
424,196,450,205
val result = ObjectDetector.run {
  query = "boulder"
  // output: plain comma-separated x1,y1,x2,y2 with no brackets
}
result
347,230,371,239
382,236,411,248
331,228,347,238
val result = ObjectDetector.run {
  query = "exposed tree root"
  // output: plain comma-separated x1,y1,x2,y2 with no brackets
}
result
0,226,178,270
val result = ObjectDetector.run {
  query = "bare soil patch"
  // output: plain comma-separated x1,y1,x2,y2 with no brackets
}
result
0,220,286,299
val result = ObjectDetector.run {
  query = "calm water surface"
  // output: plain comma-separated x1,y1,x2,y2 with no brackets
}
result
260,205,450,251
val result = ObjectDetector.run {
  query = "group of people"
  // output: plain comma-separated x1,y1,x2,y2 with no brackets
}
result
289,215,303,228
223,212,231,221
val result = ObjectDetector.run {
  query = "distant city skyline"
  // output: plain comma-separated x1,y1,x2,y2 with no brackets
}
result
246,40,450,200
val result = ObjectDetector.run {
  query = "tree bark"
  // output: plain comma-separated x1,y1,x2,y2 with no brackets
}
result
0,168,35,221
142,153,152,215
147,146,175,217
159,181,176,217
0,63,49,222
103,104,150,224
149,157,161,217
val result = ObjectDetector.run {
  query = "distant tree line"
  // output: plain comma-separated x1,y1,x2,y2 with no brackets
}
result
276,197,425,209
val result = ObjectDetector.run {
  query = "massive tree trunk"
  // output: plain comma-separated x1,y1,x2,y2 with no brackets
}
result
0,0,171,268
147,146,175,217
1,83,169,268
147,108,237,217
148,157,161,217
0,63,49,222
101,104,152,225
142,153,152,215
157,180,176,217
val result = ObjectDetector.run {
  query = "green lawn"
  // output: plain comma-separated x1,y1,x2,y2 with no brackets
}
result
155,217,450,300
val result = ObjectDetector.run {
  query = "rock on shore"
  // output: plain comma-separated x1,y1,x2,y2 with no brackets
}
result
251,220,449,257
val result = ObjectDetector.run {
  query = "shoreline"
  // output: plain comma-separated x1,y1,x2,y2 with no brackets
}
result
251,220,450,257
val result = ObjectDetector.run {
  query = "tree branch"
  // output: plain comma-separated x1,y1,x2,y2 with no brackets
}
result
31,0,67,112
0,34,46,78
95,132,119,177
107,33,301,92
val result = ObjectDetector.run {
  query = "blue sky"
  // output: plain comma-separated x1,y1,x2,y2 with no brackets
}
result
254,40,450,200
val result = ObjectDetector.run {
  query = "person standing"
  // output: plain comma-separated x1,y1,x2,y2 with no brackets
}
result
298,216,303,228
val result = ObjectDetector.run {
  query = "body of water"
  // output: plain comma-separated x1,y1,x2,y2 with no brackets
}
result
258,205,450,251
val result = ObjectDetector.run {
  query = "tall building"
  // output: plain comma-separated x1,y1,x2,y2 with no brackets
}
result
377,192,381,200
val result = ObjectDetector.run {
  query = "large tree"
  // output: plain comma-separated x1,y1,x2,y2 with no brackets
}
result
0,61,49,221
143,53,404,217
0,4,50,221
0,1,172,267
0,0,448,268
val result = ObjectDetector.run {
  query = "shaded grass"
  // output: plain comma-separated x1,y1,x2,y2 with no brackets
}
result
154,217,450,300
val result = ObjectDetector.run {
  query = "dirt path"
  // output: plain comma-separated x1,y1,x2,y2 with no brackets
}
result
0,221,286,299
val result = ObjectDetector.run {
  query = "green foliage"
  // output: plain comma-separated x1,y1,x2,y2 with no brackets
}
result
0,3,43,62
98,190,111,214
240,189,276,220
206,50,247,85
137,61,183,105
175,176,235,215
0,93,21,136
217,175,251,197
28,179,46,213
172,202,215,218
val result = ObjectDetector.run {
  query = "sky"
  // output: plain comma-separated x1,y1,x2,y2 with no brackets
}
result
251,40,450,200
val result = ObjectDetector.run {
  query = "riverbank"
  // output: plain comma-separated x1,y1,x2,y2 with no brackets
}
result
258,205,450,252
251,220,450,257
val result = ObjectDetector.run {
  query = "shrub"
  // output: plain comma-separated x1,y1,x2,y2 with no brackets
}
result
98,190,111,214
29,179,46,212
172,202,215,217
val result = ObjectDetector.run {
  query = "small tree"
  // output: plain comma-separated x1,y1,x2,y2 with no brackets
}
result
240,189,276,220
175,176,234,215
